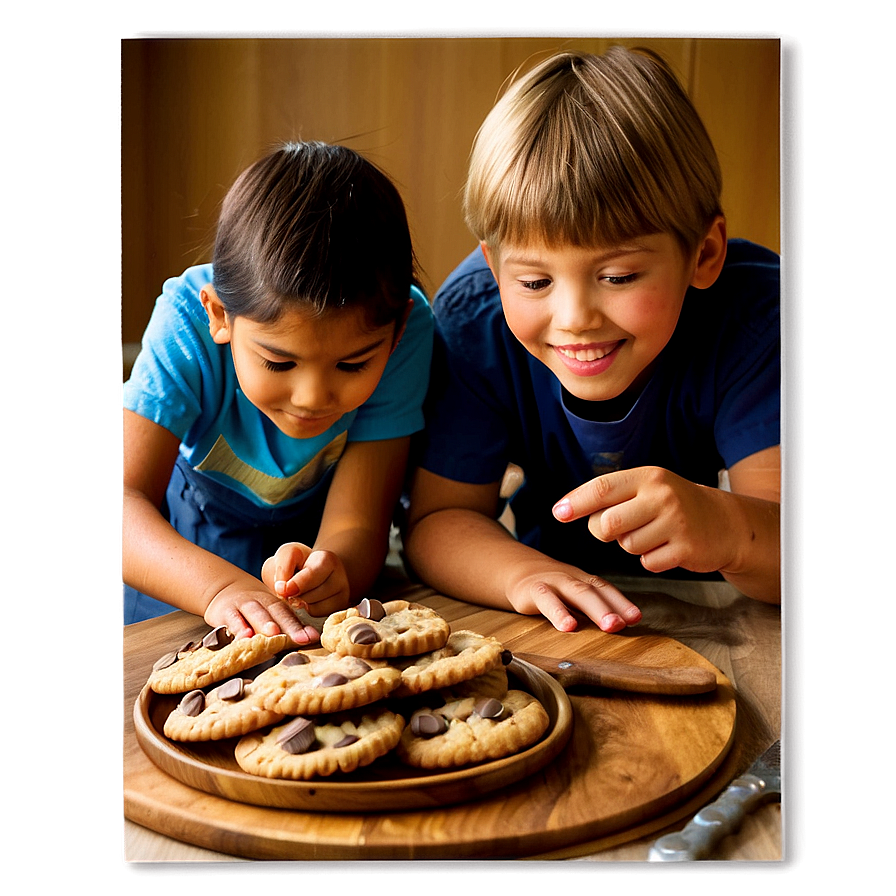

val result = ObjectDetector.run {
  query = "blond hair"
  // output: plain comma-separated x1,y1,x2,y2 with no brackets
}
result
464,47,723,254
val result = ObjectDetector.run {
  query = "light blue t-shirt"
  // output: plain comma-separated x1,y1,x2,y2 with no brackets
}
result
124,264,434,510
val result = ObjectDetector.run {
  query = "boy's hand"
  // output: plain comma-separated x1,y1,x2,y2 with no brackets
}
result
552,466,741,576
505,564,642,633
261,542,352,619
204,583,319,645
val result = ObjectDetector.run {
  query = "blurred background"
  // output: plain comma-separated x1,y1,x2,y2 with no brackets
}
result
121,36,780,376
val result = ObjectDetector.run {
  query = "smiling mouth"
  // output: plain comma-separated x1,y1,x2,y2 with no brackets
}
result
284,409,339,424
557,343,618,361
555,341,623,361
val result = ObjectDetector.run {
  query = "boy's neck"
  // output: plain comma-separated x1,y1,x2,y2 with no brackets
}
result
561,386,640,423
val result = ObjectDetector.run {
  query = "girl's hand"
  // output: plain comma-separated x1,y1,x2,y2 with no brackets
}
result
552,466,743,576
262,542,352,618
204,583,320,645
504,562,642,633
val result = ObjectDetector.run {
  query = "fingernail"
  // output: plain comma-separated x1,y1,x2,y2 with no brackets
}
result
552,499,573,521
600,613,625,633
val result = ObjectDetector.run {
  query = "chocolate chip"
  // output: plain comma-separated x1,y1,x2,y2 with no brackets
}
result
313,672,349,688
347,659,372,676
277,717,317,755
201,626,234,651
214,678,245,701
500,649,513,666
179,690,205,717
334,734,360,749
281,652,311,667
152,651,179,672
349,623,380,645
357,597,386,621
410,711,449,737
473,697,504,719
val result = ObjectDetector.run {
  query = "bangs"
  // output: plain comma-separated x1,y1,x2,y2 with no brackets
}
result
464,48,722,254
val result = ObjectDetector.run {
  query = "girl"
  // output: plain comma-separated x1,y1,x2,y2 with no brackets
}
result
124,142,433,643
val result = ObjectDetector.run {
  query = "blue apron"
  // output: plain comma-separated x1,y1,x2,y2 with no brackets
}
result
124,454,329,623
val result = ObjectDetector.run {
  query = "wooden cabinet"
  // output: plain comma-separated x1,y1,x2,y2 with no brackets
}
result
121,37,780,349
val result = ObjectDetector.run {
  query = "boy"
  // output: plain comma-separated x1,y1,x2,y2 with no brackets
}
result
404,48,780,634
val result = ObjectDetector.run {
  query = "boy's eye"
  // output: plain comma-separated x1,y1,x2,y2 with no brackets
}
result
520,278,551,291
602,273,638,285
261,358,295,372
337,360,370,374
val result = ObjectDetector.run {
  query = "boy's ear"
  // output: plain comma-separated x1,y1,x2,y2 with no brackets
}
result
389,298,414,354
200,286,232,344
480,241,495,275
690,216,728,289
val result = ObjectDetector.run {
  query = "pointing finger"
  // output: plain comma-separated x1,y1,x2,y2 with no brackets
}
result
553,472,627,522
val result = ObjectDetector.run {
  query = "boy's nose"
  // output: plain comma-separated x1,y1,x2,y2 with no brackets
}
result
554,285,603,332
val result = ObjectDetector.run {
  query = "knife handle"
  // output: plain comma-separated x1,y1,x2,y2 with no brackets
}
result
545,658,717,695
648,773,780,861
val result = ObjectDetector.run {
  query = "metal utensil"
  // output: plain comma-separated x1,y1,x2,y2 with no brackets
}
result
648,738,781,860
511,651,718,695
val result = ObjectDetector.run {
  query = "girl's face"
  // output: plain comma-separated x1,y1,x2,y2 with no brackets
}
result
202,287,402,440
482,229,722,404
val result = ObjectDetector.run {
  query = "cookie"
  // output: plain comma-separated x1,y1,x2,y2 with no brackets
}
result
234,707,405,780
396,689,549,769
162,677,285,742
148,627,292,694
439,664,510,701
321,598,450,659
391,630,506,698
250,650,402,715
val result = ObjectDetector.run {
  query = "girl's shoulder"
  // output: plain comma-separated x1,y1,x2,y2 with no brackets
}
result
158,263,214,321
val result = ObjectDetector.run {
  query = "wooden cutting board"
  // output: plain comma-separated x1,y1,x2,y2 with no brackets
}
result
123,587,736,859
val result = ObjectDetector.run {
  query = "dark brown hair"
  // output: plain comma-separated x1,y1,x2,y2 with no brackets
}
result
213,142,418,328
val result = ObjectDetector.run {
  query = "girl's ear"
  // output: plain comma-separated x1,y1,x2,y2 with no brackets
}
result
690,216,728,289
389,298,414,354
200,286,232,344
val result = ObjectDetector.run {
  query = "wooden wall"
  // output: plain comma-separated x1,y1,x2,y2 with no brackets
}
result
121,37,780,351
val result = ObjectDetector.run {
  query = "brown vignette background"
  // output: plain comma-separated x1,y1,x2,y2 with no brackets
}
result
0,0,894,894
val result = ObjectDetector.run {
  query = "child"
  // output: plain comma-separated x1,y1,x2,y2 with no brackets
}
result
404,47,780,634
124,141,433,643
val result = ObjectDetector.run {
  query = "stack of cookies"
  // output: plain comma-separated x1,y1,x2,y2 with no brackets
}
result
146,599,550,781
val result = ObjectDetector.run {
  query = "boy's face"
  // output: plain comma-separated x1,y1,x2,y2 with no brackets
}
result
482,232,714,404
202,287,402,440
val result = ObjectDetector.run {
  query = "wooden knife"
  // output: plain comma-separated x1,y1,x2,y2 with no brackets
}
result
511,651,718,695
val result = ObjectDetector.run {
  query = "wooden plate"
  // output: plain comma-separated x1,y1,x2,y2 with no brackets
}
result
133,658,573,813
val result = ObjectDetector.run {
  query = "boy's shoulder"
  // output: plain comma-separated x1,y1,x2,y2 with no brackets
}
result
706,239,780,333
722,238,779,278
433,246,501,322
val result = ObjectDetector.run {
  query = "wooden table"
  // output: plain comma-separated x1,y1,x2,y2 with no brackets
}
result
123,570,781,862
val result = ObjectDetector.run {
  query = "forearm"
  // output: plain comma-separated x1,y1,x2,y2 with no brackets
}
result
718,492,781,603
405,507,554,611
123,488,266,616
314,525,391,602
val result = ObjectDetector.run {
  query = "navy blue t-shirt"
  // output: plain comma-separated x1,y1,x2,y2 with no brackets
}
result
418,239,780,576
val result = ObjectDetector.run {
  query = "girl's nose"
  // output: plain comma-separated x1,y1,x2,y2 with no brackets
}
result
291,371,333,411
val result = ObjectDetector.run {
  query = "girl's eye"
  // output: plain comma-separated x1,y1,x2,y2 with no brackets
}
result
337,360,370,374
520,278,551,291
602,273,638,285
261,358,295,372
